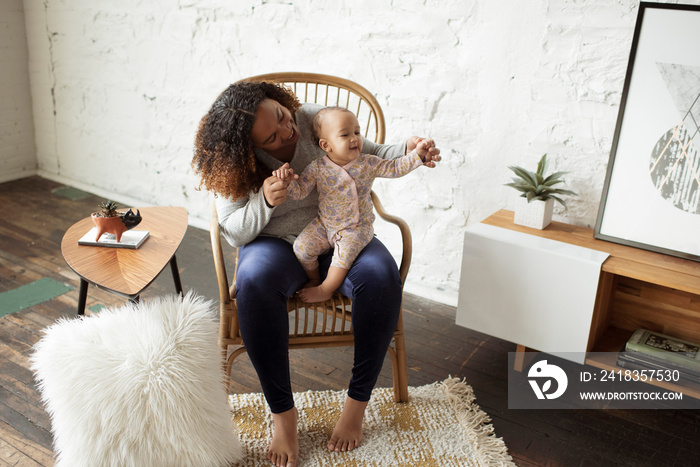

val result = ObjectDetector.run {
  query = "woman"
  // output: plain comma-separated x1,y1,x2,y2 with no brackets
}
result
192,80,440,467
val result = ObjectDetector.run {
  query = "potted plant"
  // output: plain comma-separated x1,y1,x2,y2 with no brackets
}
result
505,154,577,229
91,200,142,242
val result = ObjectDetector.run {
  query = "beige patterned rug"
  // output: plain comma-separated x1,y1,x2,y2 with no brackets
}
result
229,377,515,466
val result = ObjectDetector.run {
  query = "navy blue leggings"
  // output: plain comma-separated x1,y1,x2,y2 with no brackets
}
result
236,236,402,414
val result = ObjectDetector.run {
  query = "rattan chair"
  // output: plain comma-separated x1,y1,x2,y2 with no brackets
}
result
210,72,410,402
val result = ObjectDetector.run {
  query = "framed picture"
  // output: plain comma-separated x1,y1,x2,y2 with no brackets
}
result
595,2,700,261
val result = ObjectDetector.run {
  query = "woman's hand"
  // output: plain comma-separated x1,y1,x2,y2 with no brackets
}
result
264,163,299,207
407,136,441,168
263,176,290,207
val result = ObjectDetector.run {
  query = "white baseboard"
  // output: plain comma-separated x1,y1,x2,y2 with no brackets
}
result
0,168,38,184
403,281,458,308
38,170,211,231
38,170,151,209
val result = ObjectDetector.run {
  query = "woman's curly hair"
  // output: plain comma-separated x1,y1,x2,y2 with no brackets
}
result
192,80,301,200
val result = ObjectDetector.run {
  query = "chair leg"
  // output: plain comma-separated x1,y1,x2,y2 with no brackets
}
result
221,348,230,390
223,347,247,394
388,309,409,402
391,332,409,402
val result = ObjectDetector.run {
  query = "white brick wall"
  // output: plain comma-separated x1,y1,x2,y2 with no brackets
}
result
1,0,35,182
16,0,700,305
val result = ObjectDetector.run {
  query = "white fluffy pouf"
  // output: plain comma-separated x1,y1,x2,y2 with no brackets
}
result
31,292,243,467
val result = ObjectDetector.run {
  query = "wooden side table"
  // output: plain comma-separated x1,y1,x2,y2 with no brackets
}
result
61,206,188,315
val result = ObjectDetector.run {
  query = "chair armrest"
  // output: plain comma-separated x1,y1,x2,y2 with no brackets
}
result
370,190,412,285
210,203,231,303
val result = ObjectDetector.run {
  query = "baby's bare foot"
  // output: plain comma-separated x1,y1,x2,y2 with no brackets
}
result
298,285,333,303
268,407,298,467
328,397,368,452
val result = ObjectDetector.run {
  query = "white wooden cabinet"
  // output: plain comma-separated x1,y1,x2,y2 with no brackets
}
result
454,210,700,399
456,222,609,364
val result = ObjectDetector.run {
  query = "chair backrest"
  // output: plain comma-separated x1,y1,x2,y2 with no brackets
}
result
244,72,386,144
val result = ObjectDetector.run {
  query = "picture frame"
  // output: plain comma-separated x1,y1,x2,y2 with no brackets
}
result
594,2,700,261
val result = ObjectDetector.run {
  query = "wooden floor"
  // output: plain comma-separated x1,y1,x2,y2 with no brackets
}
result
2,176,699,466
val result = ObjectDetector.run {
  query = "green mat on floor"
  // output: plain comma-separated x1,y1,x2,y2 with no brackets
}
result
0,278,74,317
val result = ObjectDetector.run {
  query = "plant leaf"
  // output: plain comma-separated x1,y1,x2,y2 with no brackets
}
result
536,154,548,176
543,171,568,184
535,172,545,186
504,183,531,193
550,195,566,207
542,179,564,187
508,166,539,188
552,189,578,196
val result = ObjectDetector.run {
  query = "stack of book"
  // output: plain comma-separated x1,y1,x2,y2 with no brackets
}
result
617,328,700,383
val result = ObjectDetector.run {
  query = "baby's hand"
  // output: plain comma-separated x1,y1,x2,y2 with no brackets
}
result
272,163,298,184
407,136,440,167
413,138,440,168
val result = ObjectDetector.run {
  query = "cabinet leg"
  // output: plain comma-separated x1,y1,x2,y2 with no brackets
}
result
514,344,535,372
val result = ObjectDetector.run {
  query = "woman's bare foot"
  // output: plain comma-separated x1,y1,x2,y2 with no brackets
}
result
268,407,299,467
327,396,368,452
298,284,334,303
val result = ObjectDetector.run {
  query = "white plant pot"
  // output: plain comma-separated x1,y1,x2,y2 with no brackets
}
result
513,197,554,230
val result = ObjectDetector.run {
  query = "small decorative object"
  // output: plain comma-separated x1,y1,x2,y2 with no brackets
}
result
505,154,577,229
91,200,142,242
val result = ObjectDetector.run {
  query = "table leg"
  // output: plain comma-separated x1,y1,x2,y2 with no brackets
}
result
77,279,88,316
170,255,183,296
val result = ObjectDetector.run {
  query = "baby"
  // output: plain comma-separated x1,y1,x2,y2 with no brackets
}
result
273,106,437,303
